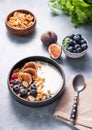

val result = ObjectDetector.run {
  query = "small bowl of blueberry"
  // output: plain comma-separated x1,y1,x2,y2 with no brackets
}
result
62,34,88,58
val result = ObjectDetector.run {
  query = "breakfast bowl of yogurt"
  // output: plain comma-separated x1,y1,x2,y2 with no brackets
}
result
7,56,65,107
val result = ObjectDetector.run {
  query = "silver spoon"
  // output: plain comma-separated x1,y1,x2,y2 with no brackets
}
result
70,74,85,125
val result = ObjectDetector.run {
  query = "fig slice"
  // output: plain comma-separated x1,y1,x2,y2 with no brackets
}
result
23,68,36,76
23,62,37,71
18,72,32,84
48,43,62,59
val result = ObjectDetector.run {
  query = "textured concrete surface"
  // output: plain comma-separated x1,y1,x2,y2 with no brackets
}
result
0,0,92,130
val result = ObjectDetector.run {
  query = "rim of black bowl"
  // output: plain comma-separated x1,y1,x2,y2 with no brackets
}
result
7,56,65,107
5,9,36,31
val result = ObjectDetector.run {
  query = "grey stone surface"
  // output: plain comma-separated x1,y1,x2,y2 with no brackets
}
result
0,0,92,130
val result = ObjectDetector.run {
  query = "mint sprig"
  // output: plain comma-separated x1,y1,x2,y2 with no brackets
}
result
49,0,92,27
62,37,70,50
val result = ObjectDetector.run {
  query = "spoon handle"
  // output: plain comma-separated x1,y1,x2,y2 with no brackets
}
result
70,95,78,125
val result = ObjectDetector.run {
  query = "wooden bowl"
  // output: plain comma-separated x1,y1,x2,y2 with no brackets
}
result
5,9,36,36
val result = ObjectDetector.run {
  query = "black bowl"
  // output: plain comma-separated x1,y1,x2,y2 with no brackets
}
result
7,56,65,107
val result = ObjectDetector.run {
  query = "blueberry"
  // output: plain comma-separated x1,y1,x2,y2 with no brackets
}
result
73,35,81,42
67,46,73,52
68,39,74,46
80,39,87,45
30,90,37,97
76,47,82,53
76,34,82,39
13,85,20,92
19,89,27,97
30,83,37,90
73,49,77,53
46,95,52,99
73,40,77,45
81,43,88,50
68,34,75,39
74,44,80,50
13,79,18,85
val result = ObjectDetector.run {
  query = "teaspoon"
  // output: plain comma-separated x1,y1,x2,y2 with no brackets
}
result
70,74,85,125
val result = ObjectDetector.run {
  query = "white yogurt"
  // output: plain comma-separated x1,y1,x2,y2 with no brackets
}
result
37,62,63,95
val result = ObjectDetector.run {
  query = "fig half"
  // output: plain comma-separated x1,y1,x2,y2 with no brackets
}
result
48,43,62,59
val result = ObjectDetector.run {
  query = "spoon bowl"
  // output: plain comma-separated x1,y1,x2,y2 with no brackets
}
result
73,74,85,92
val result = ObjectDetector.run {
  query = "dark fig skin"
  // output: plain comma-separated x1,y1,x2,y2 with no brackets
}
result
41,31,57,46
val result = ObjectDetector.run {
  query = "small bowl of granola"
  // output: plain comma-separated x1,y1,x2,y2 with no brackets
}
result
7,56,65,107
5,9,36,36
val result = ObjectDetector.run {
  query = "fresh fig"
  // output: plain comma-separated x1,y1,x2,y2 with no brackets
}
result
41,31,57,46
48,43,62,59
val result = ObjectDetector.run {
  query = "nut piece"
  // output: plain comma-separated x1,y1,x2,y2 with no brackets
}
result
28,95,35,101
22,81,29,88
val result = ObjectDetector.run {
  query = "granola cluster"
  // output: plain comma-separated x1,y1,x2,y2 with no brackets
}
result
7,11,34,29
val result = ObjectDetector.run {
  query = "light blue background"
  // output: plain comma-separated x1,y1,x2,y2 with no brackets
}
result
0,0,92,130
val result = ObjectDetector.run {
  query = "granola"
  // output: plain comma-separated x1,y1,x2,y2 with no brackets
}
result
8,11,34,29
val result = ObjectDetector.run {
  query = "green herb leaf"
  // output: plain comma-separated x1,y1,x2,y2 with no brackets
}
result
49,0,92,27
62,37,70,50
